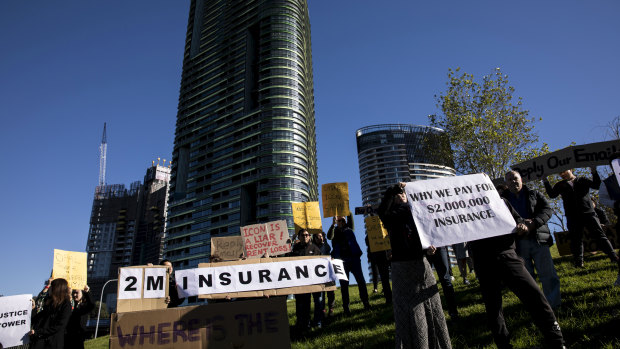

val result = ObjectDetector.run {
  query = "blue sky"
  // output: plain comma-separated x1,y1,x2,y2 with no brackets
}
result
1,0,618,297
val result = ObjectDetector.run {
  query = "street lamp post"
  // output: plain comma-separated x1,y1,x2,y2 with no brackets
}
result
94,278,117,338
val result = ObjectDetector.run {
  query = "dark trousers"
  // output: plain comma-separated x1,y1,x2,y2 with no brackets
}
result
340,258,370,311
320,290,335,310
477,250,564,349
567,213,618,264
311,292,323,324
370,251,392,303
427,247,457,315
294,293,311,329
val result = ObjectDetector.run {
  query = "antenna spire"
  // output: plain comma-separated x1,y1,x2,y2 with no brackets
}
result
98,123,107,187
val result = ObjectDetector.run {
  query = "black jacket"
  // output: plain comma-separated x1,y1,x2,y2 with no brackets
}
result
30,300,72,349
544,171,600,218
65,291,95,348
168,274,185,308
469,199,525,260
377,202,425,262
291,241,322,257
503,185,554,245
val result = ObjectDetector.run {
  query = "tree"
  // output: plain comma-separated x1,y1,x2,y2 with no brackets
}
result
430,67,541,179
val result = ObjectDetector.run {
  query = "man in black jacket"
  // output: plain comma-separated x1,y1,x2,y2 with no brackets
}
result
504,170,561,309
543,168,620,271
291,229,323,332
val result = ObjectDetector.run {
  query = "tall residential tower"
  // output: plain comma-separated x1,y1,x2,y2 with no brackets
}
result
165,0,318,269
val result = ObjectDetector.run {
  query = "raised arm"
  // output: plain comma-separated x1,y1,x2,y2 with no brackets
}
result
543,178,560,198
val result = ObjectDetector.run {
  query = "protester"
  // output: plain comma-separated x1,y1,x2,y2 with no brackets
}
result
29,278,72,349
161,259,185,307
469,187,565,349
427,246,458,318
378,183,451,349
291,229,323,333
327,214,371,314
313,231,336,317
543,168,620,277
504,170,561,310
452,242,473,284
65,285,95,349
364,234,392,305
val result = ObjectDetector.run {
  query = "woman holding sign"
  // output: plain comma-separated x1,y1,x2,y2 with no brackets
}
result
378,183,451,349
29,278,72,349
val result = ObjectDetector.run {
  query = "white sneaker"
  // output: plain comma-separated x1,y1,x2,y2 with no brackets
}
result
615,274,620,287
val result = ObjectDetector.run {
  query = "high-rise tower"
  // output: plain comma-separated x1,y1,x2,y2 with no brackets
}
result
165,0,318,270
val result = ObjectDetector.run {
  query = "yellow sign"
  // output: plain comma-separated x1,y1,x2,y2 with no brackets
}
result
292,202,323,234
365,216,391,252
52,249,87,290
321,182,350,218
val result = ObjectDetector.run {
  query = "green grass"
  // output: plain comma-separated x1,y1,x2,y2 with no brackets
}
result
86,247,620,348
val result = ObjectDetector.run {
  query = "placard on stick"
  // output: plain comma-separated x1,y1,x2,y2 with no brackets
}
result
211,236,245,261
322,182,350,217
366,216,391,252
52,249,87,290
242,220,291,259
292,201,323,234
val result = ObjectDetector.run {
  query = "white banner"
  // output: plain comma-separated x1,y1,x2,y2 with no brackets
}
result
175,258,338,297
330,259,348,281
118,268,144,300
0,294,32,347
143,267,167,299
405,173,516,248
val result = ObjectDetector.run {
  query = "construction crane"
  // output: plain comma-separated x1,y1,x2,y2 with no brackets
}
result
99,123,107,187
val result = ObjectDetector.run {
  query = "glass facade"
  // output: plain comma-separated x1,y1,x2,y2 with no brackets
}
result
356,124,455,207
166,0,318,269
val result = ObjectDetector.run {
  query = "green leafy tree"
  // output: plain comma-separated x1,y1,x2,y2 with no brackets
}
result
430,67,541,179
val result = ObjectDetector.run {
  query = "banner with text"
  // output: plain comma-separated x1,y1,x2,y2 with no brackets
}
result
117,266,169,313
242,220,291,258
292,201,323,234
322,182,351,217
0,294,31,348
511,140,620,182
174,257,339,297
211,236,245,261
365,216,391,252
110,298,290,349
52,249,87,290
405,174,517,248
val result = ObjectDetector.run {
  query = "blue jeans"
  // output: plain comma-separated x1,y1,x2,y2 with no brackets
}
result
516,238,561,309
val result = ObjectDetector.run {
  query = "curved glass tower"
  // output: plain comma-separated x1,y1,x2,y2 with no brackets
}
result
165,0,318,269
356,124,455,207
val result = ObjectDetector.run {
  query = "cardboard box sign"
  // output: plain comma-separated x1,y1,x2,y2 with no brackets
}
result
52,249,87,290
109,298,291,349
117,266,169,313
554,226,618,256
196,256,336,300
321,182,351,217
291,202,323,235
365,216,391,252
211,236,245,261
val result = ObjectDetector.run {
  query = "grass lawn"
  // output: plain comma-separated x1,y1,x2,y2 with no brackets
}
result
86,246,620,348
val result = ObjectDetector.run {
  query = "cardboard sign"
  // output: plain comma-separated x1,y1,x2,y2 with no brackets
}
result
404,173,517,248
174,256,336,298
512,140,620,182
52,249,87,290
0,294,31,347
117,266,169,313
292,202,323,234
190,256,336,300
322,182,351,217
554,226,618,256
241,220,291,259
366,216,391,252
110,297,290,349
330,259,348,282
211,236,245,261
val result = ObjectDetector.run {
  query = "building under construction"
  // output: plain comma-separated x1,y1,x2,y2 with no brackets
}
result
86,124,171,304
